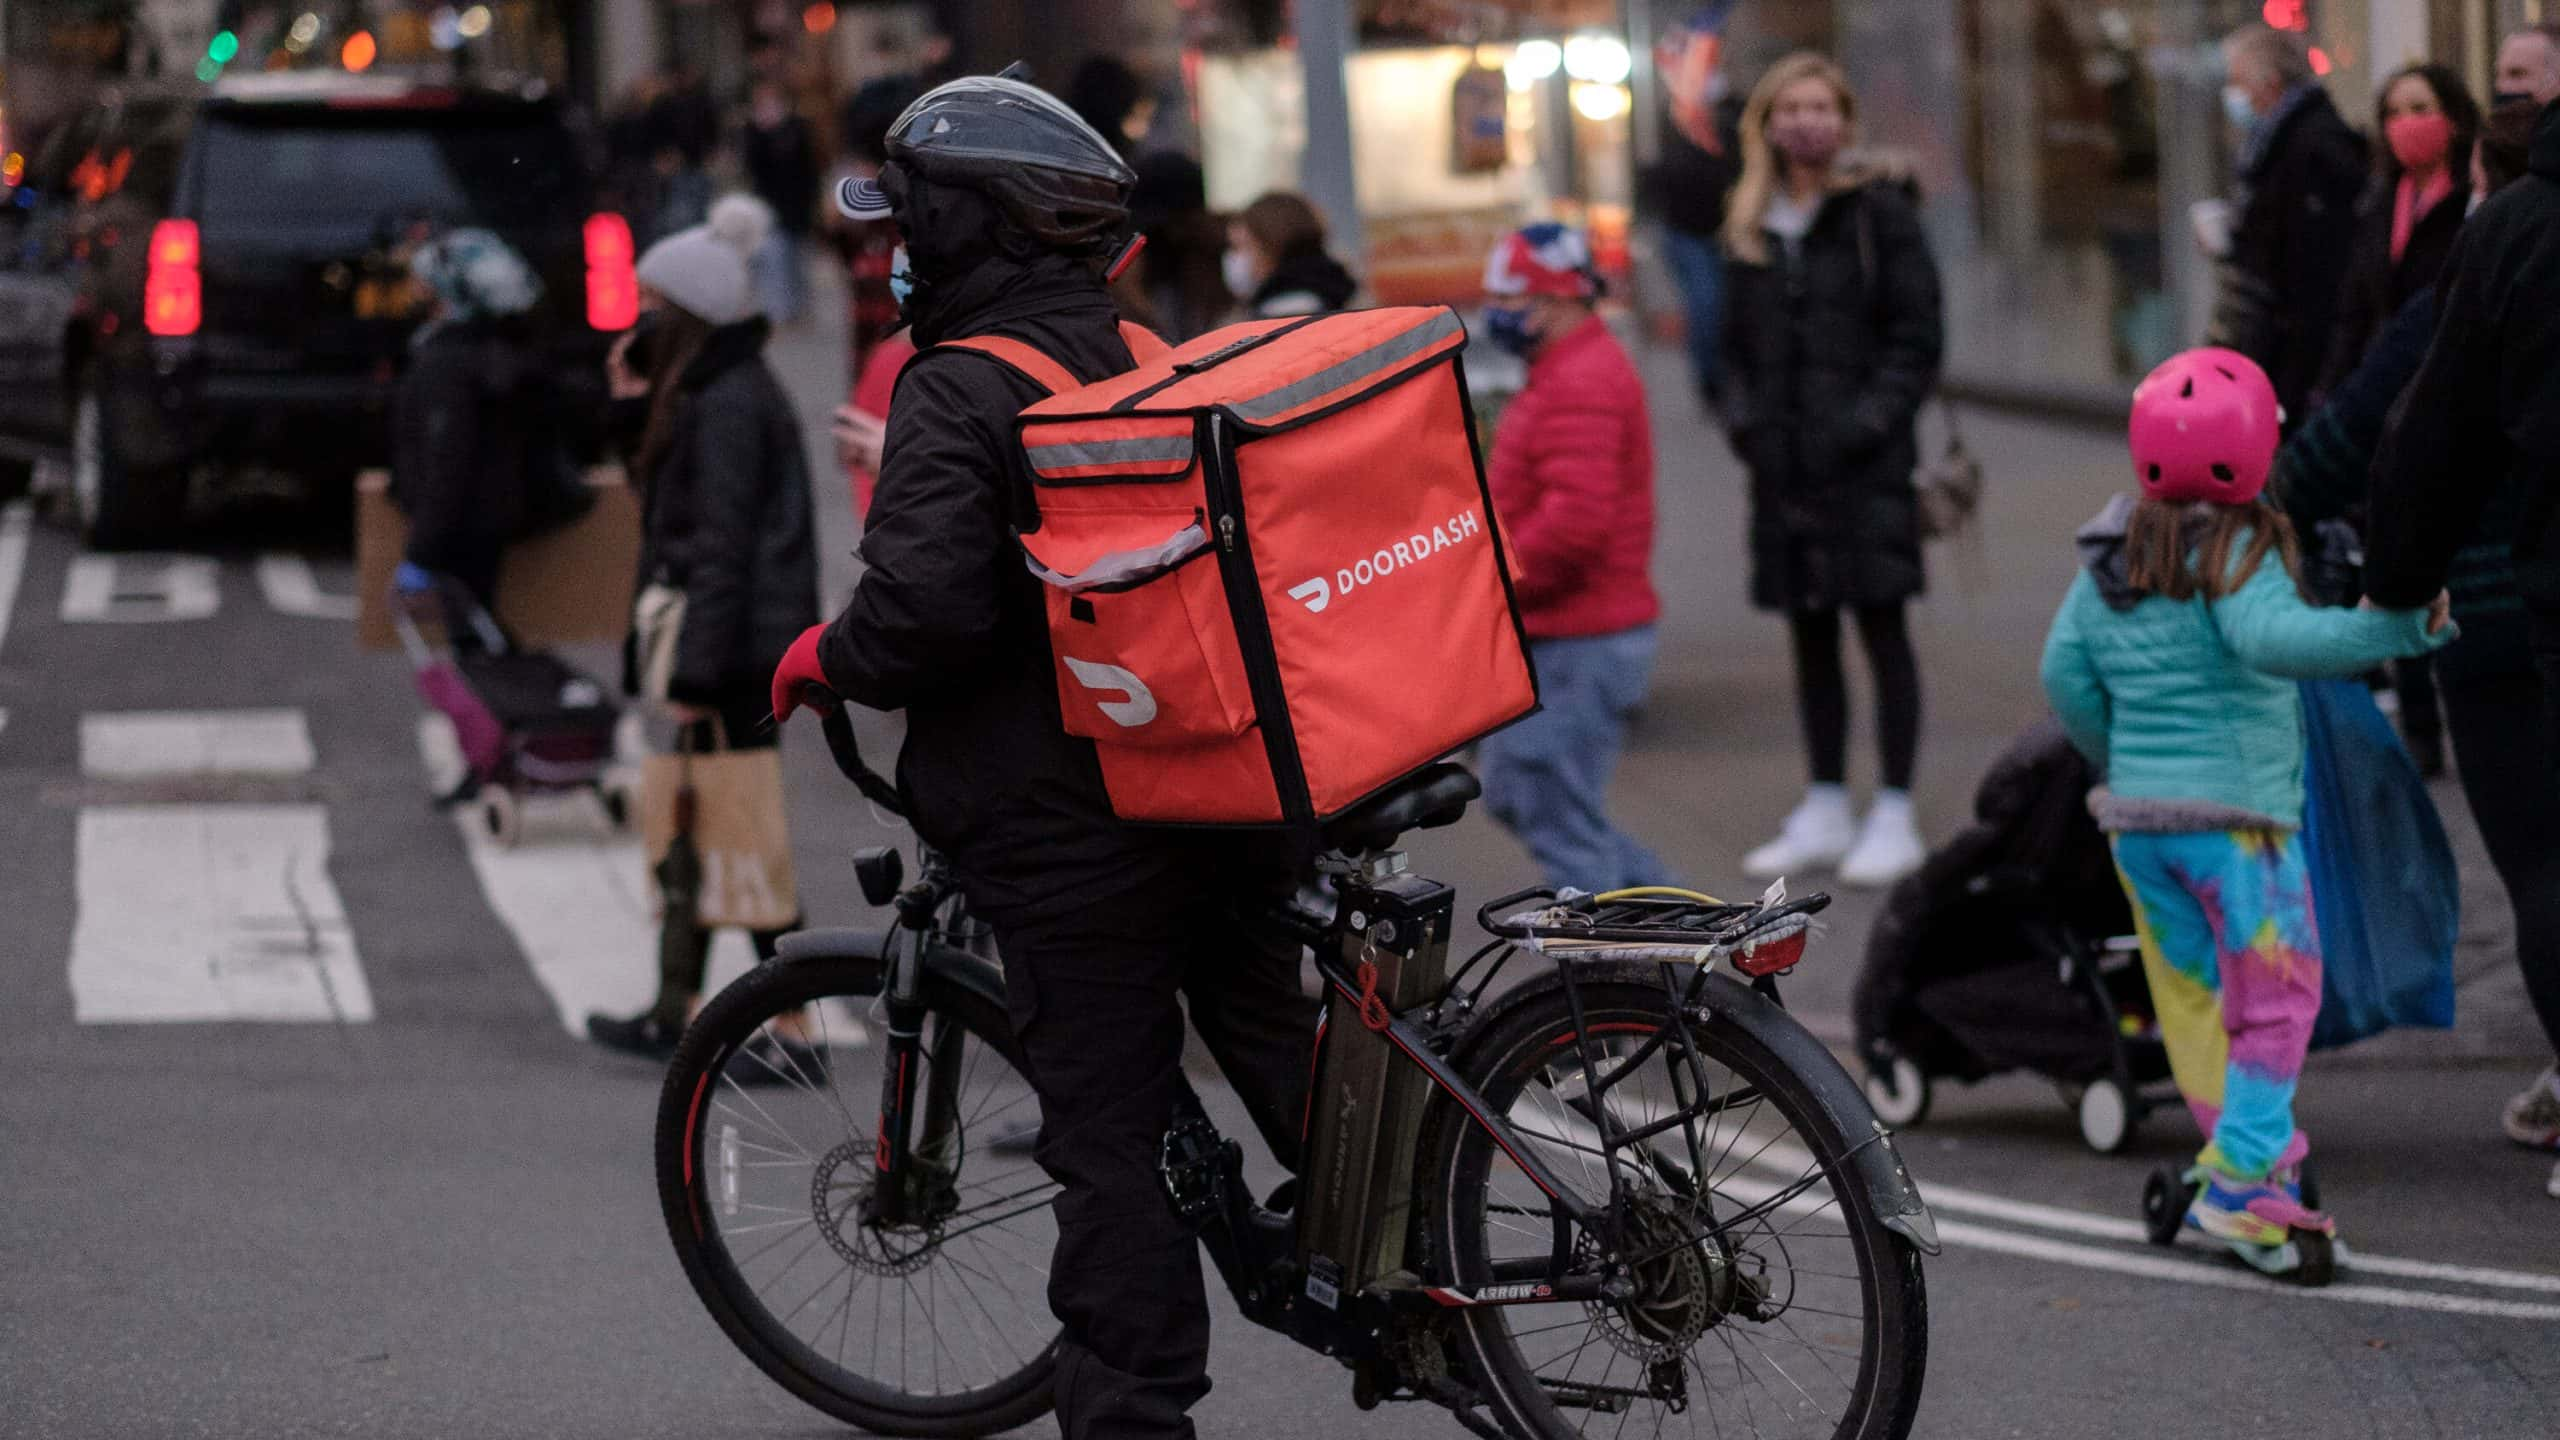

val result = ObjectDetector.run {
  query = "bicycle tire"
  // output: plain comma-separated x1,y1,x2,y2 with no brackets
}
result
653,954,1061,1437
1427,974,1929,1440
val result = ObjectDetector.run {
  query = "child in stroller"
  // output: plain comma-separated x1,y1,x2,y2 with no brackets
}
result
1852,716,2175,1154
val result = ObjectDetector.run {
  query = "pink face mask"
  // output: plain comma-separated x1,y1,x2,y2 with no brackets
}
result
1770,115,1845,169
2386,111,2453,172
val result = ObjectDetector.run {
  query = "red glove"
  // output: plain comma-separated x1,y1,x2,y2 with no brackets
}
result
770,623,833,724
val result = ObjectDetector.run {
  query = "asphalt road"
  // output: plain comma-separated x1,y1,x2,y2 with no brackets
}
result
2,283,2555,1440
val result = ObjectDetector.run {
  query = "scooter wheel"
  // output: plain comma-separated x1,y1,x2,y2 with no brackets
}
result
2142,1166,2186,1247
2292,1229,2337,1287
2078,1077,2136,1154
2296,1156,2321,1212
478,787,522,849
1863,1056,1932,1128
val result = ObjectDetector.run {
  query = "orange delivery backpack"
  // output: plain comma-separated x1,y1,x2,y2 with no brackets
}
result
940,306,1539,828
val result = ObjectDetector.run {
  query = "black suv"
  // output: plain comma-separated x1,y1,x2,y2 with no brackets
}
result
0,74,627,546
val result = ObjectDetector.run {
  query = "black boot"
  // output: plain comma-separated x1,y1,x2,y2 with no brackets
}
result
586,1010,684,1062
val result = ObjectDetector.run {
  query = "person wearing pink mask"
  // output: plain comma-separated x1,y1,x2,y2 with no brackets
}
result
2315,64,2481,403
1721,52,1945,888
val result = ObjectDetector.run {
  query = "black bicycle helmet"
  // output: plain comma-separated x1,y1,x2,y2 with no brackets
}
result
836,71,1135,255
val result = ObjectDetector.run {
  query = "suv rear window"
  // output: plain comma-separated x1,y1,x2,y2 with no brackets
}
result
194,108,585,228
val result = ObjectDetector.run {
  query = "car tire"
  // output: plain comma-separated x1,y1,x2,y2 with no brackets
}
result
71,379,187,550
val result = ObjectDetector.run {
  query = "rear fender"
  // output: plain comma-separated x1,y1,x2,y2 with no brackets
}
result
1459,961,1939,1255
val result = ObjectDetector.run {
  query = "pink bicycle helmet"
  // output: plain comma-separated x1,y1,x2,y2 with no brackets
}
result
2127,347,2280,505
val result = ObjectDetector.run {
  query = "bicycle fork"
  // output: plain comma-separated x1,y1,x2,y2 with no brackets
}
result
865,920,963,1227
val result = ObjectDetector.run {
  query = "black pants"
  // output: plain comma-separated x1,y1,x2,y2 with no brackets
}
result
2441,664,2560,1060
1787,603,1921,791
991,868,1317,1440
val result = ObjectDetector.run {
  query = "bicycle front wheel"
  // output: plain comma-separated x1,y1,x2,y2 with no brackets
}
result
653,953,1061,1437
1430,972,1928,1440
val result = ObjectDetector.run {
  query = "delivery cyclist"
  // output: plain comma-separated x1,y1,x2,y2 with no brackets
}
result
767,74,1315,1439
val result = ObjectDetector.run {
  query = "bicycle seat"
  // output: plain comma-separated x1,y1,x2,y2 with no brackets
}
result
1322,762,1480,854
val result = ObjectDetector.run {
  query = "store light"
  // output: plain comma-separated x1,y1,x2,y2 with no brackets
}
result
1562,34,1632,87
2308,45,2332,75
457,5,492,40
208,30,240,65
430,7,461,51
2261,0,2307,31
803,3,838,35
1507,39,1562,91
288,14,321,50
342,30,377,72
196,57,222,83
1570,81,1631,122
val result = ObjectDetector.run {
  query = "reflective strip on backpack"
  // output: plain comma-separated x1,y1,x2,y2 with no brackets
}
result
1022,522,1211,593
1026,434,1196,472
1225,309,1467,426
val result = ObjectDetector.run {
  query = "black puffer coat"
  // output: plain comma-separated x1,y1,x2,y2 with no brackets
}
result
1722,179,1944,611
2209,86,2368,422
631,319,820,708
391,318,590,600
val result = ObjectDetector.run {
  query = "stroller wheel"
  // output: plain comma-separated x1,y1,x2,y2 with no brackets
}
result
478,787,523,849
2142,1165,2186,1247
2291,1229,2338,1288
2077,1076,2135,1153
1863,1056,1932,1129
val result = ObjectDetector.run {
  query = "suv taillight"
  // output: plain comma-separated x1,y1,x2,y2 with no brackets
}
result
145,219,201,337
584,212,637,331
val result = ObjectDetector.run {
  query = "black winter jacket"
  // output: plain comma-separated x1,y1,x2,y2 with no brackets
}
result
1721,180,1944,611
2369,101,2560,724
2313,171,2468,402
814,254,1203,921
631,319,820,708
2209,87,2368,422
390,319,589,595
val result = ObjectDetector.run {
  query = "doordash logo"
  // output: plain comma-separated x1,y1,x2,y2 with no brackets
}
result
1288,507,1484,614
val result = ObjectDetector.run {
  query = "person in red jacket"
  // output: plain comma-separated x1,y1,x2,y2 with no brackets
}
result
1474,222,1671,892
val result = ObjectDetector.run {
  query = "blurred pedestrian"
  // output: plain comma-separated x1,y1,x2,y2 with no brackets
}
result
1472,223,1669,894
2494,23,2560,106
389,228,588,629
2367,99,2560,1198
2206,22,2367,425
1720,52,1944,888
2313,61,2479,775
644,67,719,246
741,64,819,325
834,327,911,522
1643,3,1743,409
2042,348,2450,1268
1223,192,1357,320
1069,56,1224,339
587,195,819,1062
826,77,926,378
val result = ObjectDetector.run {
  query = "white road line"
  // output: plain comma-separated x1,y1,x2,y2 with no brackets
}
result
417,716,863,1040
0,500,30,659
256,554,359,620
80,709,317,778
71,805,373,1023
1935,1219,2560,1323
60,554,220,622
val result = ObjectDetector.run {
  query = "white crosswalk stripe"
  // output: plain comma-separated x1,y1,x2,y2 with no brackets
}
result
79,709,317,778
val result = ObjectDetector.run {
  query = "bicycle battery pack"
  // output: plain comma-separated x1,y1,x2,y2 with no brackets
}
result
1297,873,1454,1299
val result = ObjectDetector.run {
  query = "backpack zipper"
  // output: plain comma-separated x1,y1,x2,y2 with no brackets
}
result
1202,413,1313,824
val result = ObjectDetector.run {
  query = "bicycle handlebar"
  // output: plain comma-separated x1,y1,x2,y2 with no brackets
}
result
804,687,907,819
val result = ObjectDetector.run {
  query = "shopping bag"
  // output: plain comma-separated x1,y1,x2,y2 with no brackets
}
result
2299,678,2458,1049
641,735,799,932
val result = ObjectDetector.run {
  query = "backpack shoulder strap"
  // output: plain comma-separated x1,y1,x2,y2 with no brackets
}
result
1117,321,1173,366
933,334,1081,396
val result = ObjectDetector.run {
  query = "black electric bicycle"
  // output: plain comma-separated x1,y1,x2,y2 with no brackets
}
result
654,700,1937,1439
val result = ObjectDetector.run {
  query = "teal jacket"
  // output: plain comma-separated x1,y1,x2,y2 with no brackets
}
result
2039,497,2450,829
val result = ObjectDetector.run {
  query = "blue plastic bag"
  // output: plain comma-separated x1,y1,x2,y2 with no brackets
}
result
2298,678,2458,1049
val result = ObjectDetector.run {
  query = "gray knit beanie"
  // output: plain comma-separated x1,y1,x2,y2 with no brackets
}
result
635,194,774,326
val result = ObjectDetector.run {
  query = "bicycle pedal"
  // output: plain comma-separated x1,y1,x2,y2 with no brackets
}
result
1158,1117,1236,1227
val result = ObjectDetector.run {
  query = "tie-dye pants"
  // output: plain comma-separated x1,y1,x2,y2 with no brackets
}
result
2110,828,2323,1180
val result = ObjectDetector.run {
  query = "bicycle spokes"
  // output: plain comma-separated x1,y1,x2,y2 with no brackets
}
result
696,1004,1059,1400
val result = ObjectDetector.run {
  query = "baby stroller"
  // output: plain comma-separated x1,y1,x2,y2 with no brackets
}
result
1852,718,2176,1153
393,575,629,848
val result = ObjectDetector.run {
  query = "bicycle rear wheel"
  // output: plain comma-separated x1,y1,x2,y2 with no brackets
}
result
1429,973,1928,1440
654,954,1060,1437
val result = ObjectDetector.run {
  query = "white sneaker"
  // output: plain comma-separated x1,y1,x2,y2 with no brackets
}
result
1742,785,1857,879
1838,791,1926,889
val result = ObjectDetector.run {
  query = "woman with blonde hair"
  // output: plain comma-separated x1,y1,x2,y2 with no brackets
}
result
1722,52,1944,888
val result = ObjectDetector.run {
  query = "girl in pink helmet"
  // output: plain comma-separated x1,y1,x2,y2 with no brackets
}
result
2039,347,2452,1281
